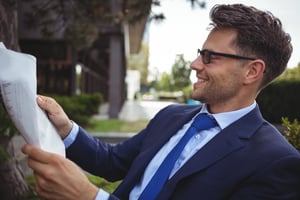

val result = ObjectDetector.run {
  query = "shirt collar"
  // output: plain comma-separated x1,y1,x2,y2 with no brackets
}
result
199,102,257,130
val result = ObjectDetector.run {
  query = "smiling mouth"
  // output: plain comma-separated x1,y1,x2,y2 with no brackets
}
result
197,78,206,83
196,76,208,84
193,79,206,89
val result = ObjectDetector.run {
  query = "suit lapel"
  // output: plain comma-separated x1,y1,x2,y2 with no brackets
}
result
159,105,264,198
114,105,201,197
144,106,201,147
132,105,201,175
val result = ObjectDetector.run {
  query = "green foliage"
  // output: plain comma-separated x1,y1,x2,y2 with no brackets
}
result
127,43,149,85
0,103,16,163
258,65,300,123
0,103,17,138
87,119,148,133
277,64,300,81
171,54,192,90
0,145,10,163
182,85,193,102
0,92,102,132
22,0,163,48
87,175,121,193
157,72,173,91
257,80,300,123
282,117,300,151
51,93,103,127
64,19,99,48
153,54,192,92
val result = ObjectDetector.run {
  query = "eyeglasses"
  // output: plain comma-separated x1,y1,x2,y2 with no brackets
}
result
197,49,257,64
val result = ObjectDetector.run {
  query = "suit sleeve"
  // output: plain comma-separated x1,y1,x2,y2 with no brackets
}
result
66,126,147,181
230,154,300,199
65,104,183,182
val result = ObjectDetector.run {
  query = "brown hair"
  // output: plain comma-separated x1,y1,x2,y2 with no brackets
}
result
210,4,292,89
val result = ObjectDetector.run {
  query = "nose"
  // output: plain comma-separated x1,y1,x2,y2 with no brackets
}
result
190,56,204,71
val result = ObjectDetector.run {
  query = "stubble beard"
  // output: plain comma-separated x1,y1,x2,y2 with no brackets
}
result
191,80,240,107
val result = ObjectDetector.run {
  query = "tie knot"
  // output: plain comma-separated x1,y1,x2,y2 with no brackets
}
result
191,113,217,131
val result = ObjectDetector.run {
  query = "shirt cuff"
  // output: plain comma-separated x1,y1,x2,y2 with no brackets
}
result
63,121,79,148
95,189,110,200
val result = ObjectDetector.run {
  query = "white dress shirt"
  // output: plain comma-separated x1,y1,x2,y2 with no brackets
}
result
64,102,256,200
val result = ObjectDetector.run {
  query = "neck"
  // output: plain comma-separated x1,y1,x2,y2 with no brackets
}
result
206,99,255,114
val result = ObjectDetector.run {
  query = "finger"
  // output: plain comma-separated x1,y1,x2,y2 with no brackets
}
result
35,184,54,200
34,174,63,200
22,144,52,164
37,95,61,114
23,148,53,176
34,172,52,192
36,95,47,108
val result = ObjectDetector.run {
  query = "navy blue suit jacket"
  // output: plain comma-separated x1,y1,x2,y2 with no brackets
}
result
66,104,300,199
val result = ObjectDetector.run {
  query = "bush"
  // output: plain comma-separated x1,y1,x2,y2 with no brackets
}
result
257,80,300,123
0,104,17,138
0,103,18,163
282,117,300,152
0,93,103,136
51,93,103,127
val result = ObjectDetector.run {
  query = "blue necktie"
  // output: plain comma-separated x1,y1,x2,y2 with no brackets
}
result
138,113,217,200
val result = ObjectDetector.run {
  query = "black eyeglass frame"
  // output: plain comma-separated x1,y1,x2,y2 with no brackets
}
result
197,49,257,64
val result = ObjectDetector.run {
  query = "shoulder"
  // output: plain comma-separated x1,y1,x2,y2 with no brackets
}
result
260,121,299,155
155,103,202,116
143,103,202,133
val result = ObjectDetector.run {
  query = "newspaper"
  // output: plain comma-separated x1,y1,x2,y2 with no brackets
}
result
0,42,65,157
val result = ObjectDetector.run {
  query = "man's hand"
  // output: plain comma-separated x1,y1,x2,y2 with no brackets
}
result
37,95,73,139
22,144,99,200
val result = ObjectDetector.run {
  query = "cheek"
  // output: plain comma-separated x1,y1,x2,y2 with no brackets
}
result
213,69,242,90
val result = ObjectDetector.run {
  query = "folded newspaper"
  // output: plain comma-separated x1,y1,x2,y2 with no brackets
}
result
0,42,65,157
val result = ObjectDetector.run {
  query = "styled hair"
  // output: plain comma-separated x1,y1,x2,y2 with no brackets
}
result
210,4,292,89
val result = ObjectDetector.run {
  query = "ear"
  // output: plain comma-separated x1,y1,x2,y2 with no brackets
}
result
243,60,265,85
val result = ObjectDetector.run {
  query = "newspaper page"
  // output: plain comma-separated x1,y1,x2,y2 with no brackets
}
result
0,42,65,157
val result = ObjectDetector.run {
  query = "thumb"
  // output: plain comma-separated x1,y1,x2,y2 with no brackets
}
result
36,95,49,110
36,95,59,116
22,144,53,164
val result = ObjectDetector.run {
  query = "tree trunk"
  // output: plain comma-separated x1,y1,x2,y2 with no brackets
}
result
0,1,32,199
0,0,19,50
0,137,32,199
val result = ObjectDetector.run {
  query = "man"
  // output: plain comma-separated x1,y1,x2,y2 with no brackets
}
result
23,4,300,200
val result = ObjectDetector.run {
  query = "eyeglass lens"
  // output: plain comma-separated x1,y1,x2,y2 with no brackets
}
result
197,49,210,64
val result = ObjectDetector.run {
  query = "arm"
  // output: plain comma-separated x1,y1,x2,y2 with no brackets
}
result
22,95,108,199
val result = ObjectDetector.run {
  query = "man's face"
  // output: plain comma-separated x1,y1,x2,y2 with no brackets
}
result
190,28,247,111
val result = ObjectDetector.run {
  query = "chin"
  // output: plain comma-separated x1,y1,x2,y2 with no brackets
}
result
191,93,202,102
192,92,208,103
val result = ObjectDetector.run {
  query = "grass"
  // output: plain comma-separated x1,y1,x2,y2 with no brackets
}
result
88,175,121,193
86,119,149,133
